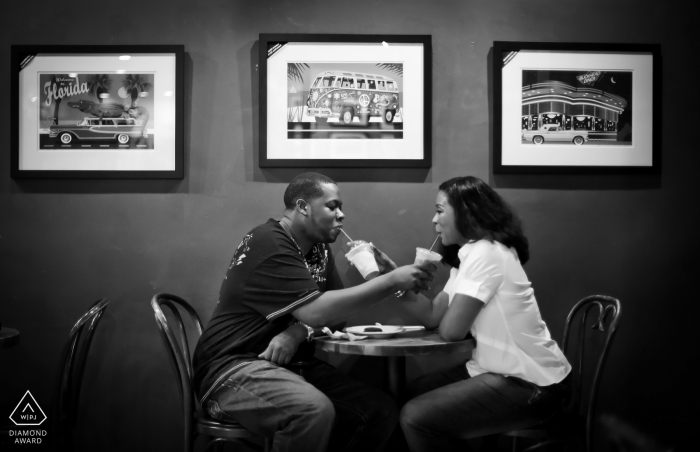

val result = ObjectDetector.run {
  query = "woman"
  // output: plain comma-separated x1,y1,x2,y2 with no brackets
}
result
377,176,571,451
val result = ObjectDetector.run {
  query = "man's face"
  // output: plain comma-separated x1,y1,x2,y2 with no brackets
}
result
303,183,344,243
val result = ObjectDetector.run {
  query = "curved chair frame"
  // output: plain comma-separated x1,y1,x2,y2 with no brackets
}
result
151,293,270,452
54,297,110,452
507,295,622,452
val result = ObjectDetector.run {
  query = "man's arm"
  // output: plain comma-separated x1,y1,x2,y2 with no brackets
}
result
292,262,435,327
258,322,308,365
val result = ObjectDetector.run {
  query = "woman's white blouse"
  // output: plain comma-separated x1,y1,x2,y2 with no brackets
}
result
442,240,571,386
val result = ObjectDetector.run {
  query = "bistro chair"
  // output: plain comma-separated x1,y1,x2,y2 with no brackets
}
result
54,298,110,452
151,293,271,452
505,295,622,452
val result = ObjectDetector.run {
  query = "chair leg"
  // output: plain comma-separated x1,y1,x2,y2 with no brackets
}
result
512,436,518,452
523,439,559,452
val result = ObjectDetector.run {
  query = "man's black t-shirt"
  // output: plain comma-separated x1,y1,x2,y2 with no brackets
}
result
192,219,343,403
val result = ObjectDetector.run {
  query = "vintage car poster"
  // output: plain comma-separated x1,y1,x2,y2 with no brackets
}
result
286,62,403,140
521,69,633,146
38,73,155,150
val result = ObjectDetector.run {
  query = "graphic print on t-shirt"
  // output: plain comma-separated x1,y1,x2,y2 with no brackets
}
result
229,233,253,270
306,244,328,283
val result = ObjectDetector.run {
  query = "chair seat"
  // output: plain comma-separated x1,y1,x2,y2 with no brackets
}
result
505,412,583,439
194,411,259,439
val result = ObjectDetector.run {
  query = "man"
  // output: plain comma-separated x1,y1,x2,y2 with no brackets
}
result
122,105,149,138
192,172,435,452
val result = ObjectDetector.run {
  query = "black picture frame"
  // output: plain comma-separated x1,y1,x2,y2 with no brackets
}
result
493,41,661,174
11,45,184,179
259,34,432,168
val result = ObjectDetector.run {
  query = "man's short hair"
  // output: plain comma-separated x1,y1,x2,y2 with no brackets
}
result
283,172,336,209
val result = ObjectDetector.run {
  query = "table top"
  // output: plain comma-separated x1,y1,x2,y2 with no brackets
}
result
0,327,20,349
315,329,475,357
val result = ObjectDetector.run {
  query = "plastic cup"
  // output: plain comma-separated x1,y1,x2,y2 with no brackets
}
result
414,247,442,266
345,242,380,280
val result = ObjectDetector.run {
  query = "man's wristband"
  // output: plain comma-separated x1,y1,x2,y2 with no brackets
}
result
296,321,314,342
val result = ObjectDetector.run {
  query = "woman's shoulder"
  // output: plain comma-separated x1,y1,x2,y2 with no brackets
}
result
461,240,512,265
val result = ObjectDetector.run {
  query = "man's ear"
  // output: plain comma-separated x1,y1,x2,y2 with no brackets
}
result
296,199,308,215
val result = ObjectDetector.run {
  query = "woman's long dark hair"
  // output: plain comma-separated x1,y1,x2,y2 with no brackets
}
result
437,176,530,267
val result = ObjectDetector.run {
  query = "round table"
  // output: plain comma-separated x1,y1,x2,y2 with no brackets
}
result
0,327,20,349
315,330,475,400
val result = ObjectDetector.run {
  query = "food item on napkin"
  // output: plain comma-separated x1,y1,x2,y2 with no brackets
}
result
322,327,367,341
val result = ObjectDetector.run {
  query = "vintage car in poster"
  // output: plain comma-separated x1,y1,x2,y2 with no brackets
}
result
49,117,143,144
522,124,589,145
306,71,400,124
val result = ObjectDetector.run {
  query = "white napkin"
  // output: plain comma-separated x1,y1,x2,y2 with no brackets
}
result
322,327,368,341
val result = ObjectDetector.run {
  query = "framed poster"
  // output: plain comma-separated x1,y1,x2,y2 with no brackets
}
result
493,42,661,174
11,45,184,179
259,34,431,168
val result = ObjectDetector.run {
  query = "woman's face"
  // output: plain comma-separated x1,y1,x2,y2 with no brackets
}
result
432,191,466,246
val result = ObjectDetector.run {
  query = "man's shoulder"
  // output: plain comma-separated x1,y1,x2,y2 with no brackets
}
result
232,219,298,263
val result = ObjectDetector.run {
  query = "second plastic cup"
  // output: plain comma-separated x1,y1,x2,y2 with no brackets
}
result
414,247,442,266
345,243,380,280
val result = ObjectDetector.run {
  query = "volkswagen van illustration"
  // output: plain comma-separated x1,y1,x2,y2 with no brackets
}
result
49,117,142,144
306,71,400,124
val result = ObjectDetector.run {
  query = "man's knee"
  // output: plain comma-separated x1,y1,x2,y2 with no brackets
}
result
298,393,336,426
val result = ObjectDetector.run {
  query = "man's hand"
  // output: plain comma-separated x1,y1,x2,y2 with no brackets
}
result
371,245,398,275
389,261,436,292
258,324,306,366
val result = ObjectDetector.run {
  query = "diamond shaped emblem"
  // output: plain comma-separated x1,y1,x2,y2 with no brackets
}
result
9,390,47,426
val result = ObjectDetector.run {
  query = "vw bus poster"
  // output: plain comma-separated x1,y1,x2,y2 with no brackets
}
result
287,63,403,138
261,35,431,168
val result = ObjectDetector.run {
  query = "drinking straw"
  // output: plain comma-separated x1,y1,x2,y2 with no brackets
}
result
428,234,440,252
339,228,354,244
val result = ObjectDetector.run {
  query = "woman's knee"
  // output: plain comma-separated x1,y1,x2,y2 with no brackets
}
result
399,397,429,432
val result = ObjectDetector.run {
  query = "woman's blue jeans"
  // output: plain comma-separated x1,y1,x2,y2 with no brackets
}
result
205,359,398,452
399,363,570,452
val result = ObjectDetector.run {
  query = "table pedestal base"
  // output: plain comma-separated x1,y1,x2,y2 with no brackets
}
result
386,356,406,401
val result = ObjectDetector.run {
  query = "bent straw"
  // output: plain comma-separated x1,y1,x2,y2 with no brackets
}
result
428,234,440,251
339,228,354,244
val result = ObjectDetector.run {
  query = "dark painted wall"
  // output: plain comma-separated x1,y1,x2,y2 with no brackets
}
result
2,0,698,450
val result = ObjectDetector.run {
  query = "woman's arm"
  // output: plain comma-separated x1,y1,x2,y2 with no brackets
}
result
439,294,483,341
399,291,450,329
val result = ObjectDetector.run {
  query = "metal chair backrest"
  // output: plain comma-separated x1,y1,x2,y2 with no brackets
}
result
55,298,110,451
151,293,203,452
561,295,622,451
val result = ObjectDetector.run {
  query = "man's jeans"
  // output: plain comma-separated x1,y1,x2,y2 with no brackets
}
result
400,363,571,452
206,359,398,452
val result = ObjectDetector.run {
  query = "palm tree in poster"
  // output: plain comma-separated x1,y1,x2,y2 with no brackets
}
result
86,74,113,104
287,63,310,122
48,75,62,125
287,63,310,84
376,63,403,77
121,75,152,107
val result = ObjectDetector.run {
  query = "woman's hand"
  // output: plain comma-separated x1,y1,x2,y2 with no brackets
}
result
258,324,306,366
